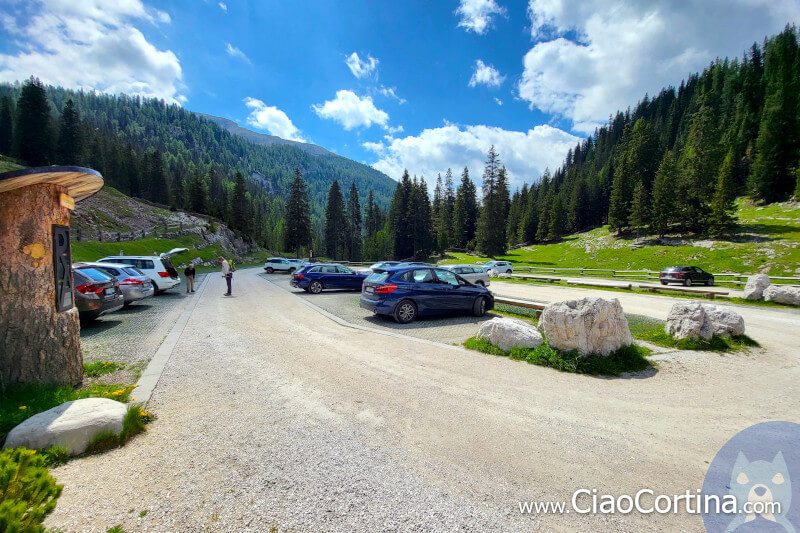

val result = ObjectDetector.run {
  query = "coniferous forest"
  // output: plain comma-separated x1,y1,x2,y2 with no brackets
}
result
1,27,799,262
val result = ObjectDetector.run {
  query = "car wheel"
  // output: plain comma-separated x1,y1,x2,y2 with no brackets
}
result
505,269,512,274
684,278,692,287
151,281,160,295
266,267,274,274
288,267,296,274
394,300,417,324
309,280,323,294
660,281,668,285
707,278,714,286
473,296,488,317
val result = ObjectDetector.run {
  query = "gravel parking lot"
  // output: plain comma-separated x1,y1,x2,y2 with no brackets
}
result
261,273,495,345
80,273,207,378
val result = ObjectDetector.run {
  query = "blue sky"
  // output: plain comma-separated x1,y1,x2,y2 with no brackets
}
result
1,0,798,188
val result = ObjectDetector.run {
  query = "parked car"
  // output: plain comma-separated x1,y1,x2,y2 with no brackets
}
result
360,266,494,324
290,263,369,293
369,261,401,270
81,262,154,305
440,264,491,286
72,265,125,321
482,261,513,274
659,266,715,286
98,248,186,293
264,257,303,274
395,261,434,267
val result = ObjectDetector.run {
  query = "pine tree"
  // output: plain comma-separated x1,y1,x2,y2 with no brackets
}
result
0,96,13,155
187,166,208,214
432,175,443,251
680,98,721,228
651,151,678,237
147,149,170,205
546,194,567,241
325,180,348,259
477,146,507,256
56,99,81,164
408,176,433,258
628,181,650,236
607,161,629,233
795,166,800,202
172,168,186,210
14,77,52,166
709,150,738,236
387,171,413,259
346,182,362,261
285,169,312,256
365,190,381,237
231,171,249,234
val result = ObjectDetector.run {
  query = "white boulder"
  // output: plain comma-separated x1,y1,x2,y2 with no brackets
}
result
704,305,745,337
477,317,543,352
743,274,770,300
538,297,632,356
3,398,128,455
763,285,800,306
487,268,499,277
665,302,713,341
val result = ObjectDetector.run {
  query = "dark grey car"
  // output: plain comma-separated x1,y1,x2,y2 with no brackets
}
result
72,266,125,321
659,266,715,286
82,262,155,305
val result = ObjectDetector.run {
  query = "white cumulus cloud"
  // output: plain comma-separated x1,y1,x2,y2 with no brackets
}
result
345,52,379,79
225,42,250,63
0,0,184,104
218,2,227,12
243,97,306,142
469,59,505,88
455,0,506,35
519,0,800,133
312,90,389,130
364,123,579,188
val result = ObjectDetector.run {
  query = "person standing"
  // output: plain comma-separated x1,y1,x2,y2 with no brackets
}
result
184,263,196,293
219,256,232,296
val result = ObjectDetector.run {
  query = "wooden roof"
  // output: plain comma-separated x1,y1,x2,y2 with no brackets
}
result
0,166,103,202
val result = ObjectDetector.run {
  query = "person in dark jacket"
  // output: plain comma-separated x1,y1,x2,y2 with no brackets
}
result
184,263,196,293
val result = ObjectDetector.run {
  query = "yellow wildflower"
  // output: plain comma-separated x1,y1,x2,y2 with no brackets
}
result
19,405,27,410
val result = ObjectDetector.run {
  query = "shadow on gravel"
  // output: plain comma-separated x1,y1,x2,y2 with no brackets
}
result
80,318,123,336
362,312,495,330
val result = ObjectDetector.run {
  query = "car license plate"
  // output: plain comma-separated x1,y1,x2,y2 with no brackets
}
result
365,286,374,294
105,288,115,296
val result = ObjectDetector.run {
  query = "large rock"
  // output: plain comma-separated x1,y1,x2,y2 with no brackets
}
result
665,302,713,341
743,274,770,300
3,398,128,455
763,285,800,306
704,305,745,337
539,297,632,356
477,317,543,351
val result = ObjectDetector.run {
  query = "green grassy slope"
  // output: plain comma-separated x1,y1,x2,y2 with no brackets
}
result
441,198,800,276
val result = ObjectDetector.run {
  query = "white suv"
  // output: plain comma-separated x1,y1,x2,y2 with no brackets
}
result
483,261,513,274
264,257,304,273
98,248,188,293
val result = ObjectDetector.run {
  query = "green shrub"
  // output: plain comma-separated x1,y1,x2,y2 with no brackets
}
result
0,448,62,532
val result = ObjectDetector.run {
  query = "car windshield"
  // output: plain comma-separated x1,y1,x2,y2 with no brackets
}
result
124,267,144,276
435,269,459,285
76,267,112,281
367,272,390,283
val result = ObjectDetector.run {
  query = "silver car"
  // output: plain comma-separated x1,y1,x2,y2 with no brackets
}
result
81,262,155,305
440,264,491,287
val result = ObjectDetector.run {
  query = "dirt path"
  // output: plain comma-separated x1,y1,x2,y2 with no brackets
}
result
47,269,800,532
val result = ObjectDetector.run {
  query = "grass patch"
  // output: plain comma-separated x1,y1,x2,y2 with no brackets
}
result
1,383,138,444
491,303,540,321
464,336,652,376
83,361,126,377
626,314,760,351
84,404,153,455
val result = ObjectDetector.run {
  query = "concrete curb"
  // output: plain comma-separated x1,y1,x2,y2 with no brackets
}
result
134,274,210,405
260,274,471,353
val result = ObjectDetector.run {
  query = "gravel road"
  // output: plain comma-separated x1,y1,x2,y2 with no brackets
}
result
46,268,800,532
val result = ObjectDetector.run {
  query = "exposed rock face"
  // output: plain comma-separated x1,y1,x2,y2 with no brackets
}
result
539,297,632,356
743,274,770,300
3,398,127,455
0,183,83,388
477,317,543,352
665,302,713,340
704,305,746,337
763,285,800,306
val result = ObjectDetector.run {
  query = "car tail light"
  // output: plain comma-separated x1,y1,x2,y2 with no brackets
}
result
362,281,365,291
375,284,397,294
158,271,171,278
294,274,304,280
674,272,685,277
76,284,104,294
120,278,143,285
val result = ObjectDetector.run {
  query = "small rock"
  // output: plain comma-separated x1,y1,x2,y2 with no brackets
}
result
743,274,770,300
477,317,543,351
704,305,745,337
3,398,128,455
539,297,632,356
763,285,800,306
487,269,499,277
665,302,713,341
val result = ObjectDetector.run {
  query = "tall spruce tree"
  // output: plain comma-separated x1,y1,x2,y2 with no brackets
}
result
651,151,678,237
231,171,250,235
14,77,52,166
346,182,362,261
387,171,413,259
187,166,208,214
408,177,433,258
0,96,13,155
709,150,738,236
477,146,507,256
452,167,478,248
325,180,348,259
56,99,81,165
628,181,650,236
147,149,170,205
365,190,381,237
285,169,312,256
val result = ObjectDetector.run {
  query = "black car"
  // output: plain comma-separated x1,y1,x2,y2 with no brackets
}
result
72,266,125,321
659,266,715,287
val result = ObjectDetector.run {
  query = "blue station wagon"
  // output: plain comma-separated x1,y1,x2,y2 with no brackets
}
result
290,263,369,293
360,266,494,323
